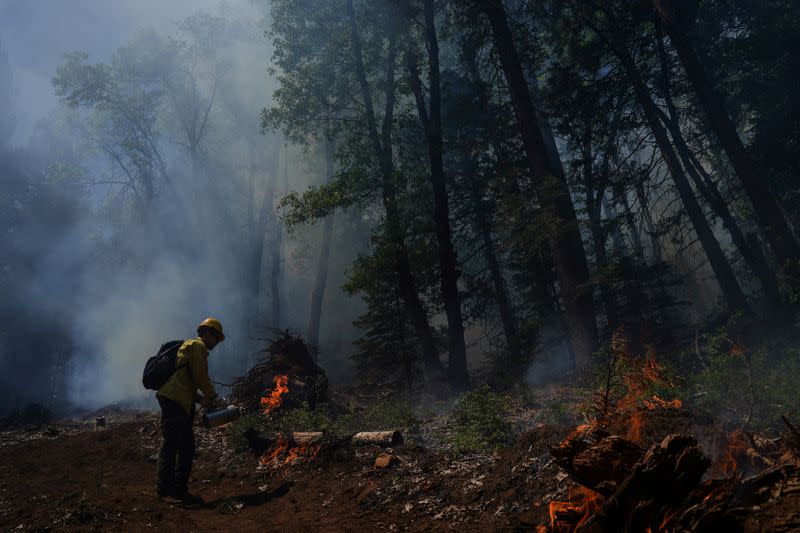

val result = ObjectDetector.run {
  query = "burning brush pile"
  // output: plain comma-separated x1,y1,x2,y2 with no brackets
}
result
544,332,800,532
230,331,329,414
229,332,403,472
228,332,329,469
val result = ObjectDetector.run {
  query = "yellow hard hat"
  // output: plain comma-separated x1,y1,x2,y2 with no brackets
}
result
197,317,225,341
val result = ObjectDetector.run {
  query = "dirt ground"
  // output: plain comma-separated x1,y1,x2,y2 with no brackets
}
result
3,406,799,532
0,417,570,532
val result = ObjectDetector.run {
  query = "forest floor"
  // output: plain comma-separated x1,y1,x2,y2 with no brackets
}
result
1,393,800,532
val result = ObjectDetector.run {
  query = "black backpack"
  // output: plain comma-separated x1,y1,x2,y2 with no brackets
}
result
142,340,184,390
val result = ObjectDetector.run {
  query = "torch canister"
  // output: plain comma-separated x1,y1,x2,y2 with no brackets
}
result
202,405,241,428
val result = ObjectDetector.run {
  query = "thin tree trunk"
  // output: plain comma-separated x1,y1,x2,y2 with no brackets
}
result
249,140,279,330
466,159,525,375
269,148,286,329
653,0,800,269
658,109,781,307
347,0,444,381
404,0,469,389
654,26,781,307
632,177,662,263
479,0,598,372
611,38,750,313
308,139,336,348
602,192,627,255
580,123,619,333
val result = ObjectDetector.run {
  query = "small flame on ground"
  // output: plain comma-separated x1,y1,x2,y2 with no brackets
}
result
260,374,289,416
712,429,749,477
258,376,320,467
259,433,321,466
548,486,603,532
617,354,682,443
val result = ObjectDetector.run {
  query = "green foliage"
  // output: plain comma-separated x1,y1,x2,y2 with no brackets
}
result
541,397,572,425
279,172,362,229
685,331,800,429
263,399,418,440
227,413,267,453
450,385,511,455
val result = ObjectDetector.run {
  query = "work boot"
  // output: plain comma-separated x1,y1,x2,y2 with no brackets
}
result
174,491,204,507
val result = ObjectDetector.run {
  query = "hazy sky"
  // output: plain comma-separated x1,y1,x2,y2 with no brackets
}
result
0,0,256,143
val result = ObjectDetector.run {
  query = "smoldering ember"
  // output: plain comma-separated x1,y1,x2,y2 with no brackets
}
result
2,0,800,532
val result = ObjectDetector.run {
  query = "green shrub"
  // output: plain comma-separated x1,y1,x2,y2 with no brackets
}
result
450,385,511,455
227,413,267,452
686,340,800,429
237,399,419,443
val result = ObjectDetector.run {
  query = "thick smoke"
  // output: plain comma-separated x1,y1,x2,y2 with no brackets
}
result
0,0,364,414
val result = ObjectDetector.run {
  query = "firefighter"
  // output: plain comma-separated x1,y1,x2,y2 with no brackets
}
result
155,317,226,504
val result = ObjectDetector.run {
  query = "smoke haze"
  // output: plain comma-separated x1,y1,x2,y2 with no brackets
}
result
0,0,365,413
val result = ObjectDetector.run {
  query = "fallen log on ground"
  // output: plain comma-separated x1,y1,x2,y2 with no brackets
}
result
292,431,323,444
351,430,403,446
244,428,403,456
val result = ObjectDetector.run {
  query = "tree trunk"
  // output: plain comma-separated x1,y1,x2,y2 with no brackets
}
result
347,0,445,382
653,0,800,271
308,139,336,348
632,177,662,264
611,38,750,314
654,27,781,308
466,160,525,376
479,0,598,372
580,124,619,334
405,0,469,390
269,148,286,329
658,109,781,307
602,192,627,256
248,140,280,330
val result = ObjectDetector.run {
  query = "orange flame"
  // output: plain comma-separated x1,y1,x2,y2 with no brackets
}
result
258,376,321,467
627,411,645,442
549,486,603,532
284,440,321,464
260,374,289,416
259,433,321,466
615,354,682,443
260,434,290,465
712,429,748,477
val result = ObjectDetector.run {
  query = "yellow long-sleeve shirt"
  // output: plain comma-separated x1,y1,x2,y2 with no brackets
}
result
157,338,217,414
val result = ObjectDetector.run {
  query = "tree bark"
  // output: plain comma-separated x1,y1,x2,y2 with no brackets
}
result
404,0,469,390
654,27,782,308
248,140,280,330
659,110,781,307
611,38,750,314
653,0,800,270
465,160,525,376
308,139,336,348
347,0,445,381
479,0,598,372
268,147,286,329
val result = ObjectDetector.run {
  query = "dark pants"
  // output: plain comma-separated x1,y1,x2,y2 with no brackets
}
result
156,396,195,497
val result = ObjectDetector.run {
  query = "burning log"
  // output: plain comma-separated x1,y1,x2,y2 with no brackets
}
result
551,426,643,496
576,434,710,533
351,430,403,446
